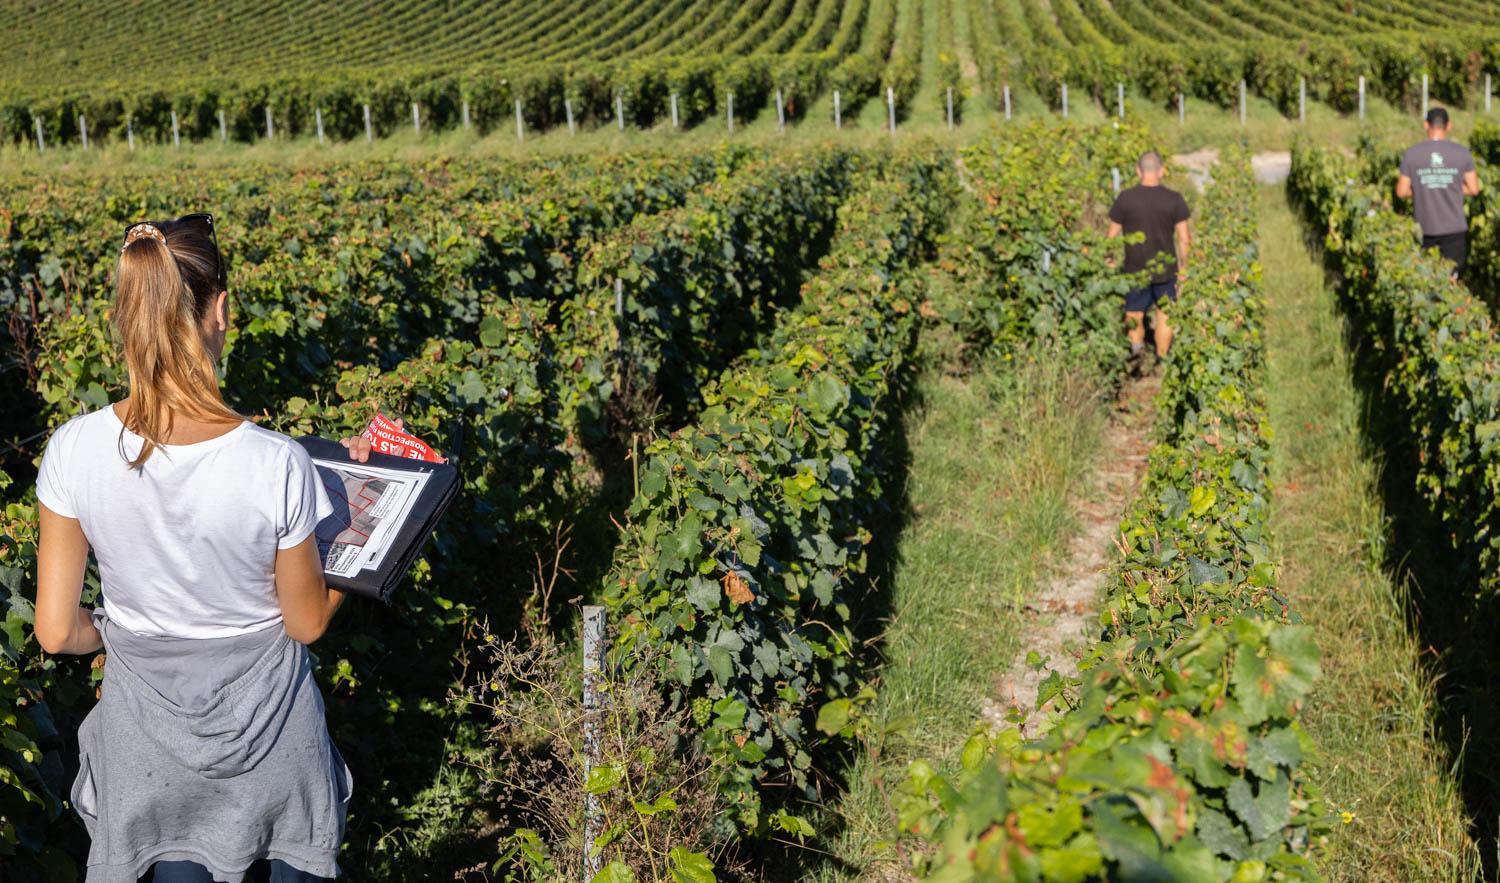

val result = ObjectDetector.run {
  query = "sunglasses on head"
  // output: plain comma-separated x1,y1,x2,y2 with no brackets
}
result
123,212,229,292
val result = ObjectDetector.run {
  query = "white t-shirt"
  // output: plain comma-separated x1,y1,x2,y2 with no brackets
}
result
35,405,334,639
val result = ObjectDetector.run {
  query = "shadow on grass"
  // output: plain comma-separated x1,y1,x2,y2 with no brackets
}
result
1293,210,1500,879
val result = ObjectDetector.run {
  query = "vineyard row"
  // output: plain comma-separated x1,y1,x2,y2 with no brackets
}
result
900,148,1329,880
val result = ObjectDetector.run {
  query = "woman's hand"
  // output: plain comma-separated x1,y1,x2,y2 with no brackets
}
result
339,418,403,463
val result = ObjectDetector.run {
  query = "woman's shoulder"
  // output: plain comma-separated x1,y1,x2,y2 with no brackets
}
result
235,422,314,463
44,405,122,448
233,424,334,486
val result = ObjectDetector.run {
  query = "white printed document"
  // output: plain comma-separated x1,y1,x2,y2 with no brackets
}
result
312,461,432,578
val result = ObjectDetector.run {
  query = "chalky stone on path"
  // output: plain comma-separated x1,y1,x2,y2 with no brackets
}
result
1173,149,1290,192
1172,147,1218,193
1253,152,1292,185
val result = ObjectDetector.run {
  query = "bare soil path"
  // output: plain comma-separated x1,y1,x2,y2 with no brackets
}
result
981,373,1158,737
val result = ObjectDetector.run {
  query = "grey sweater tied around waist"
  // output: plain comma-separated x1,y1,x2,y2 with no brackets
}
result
74,611,351,882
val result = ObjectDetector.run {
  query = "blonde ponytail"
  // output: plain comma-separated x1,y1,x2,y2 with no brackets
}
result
114,225,240,468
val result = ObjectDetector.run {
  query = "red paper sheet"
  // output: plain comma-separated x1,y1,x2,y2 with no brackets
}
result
360,414,444,463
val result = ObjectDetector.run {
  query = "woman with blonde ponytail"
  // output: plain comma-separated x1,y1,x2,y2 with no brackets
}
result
33,214,379,882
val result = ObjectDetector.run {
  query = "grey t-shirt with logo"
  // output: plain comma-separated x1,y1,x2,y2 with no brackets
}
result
1399,138,1475,236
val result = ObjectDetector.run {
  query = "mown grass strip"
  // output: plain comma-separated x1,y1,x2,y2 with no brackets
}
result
1259,187,1480,880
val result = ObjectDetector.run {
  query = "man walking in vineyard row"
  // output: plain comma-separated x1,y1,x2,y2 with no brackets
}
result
1397,107,1481,277
1106,151,1191,377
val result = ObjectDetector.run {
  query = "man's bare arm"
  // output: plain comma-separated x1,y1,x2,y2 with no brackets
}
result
1396,173,1414,199
1464,170,1482,197
1106,221,1122,239
1175,220,1191,276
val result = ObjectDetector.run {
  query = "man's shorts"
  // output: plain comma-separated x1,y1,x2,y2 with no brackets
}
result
1124,280,1176,313
1422,232,1466,274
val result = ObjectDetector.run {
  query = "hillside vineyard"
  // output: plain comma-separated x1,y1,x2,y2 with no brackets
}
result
7,0,1500,146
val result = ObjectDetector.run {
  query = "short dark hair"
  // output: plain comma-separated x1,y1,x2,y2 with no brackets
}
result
1427,107,1450,128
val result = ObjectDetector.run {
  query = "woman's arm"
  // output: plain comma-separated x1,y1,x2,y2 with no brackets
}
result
274,535,345,644
35,504,103,655
275,422,390,644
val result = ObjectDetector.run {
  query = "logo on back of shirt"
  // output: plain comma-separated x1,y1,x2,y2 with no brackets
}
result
1432,152,1445,167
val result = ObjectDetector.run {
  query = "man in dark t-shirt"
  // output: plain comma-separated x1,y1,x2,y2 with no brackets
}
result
1397,107,1481,277
1107,151,1191,375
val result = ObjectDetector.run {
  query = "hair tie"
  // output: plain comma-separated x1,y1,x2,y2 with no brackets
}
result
122,223,166,253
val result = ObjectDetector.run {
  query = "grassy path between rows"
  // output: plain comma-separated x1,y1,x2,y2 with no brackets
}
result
798,341,1109,881
1257,188,1481,880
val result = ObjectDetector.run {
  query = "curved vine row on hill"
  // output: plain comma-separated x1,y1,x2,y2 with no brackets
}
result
1,0,920,146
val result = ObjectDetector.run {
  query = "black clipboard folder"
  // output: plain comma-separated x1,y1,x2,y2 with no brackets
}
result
294,436,460,602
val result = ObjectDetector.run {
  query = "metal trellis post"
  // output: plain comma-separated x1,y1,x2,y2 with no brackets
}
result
581,606,607,881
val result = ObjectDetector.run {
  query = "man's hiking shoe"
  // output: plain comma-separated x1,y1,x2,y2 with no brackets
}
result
1127,349,1147,378
1150,353,1166,377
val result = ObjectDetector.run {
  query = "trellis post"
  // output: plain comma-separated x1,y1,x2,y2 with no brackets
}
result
616,93,624,131
946,86,954,129
1004,84,1011,121
79,114,87,149
566,99,576,136
834,90,841,129
34,115,44,152
727,92,734,133
1358,76,1365,121
887,86,895,133
315,108,324,145
1178,92,1184,124
363,104,372,142
777,88,786,133
1422,73,1429,114
171,110,180,148
581,605,607,881
218,108,226,142
670,93,678,129
462,101,471,131
265,106,274,140
127,117,134,151
1061,84,1068,118
412,102,420,136
515,99,524,142
1112,167,1121,193
1239,79,1246,125
1117,82,1124,118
